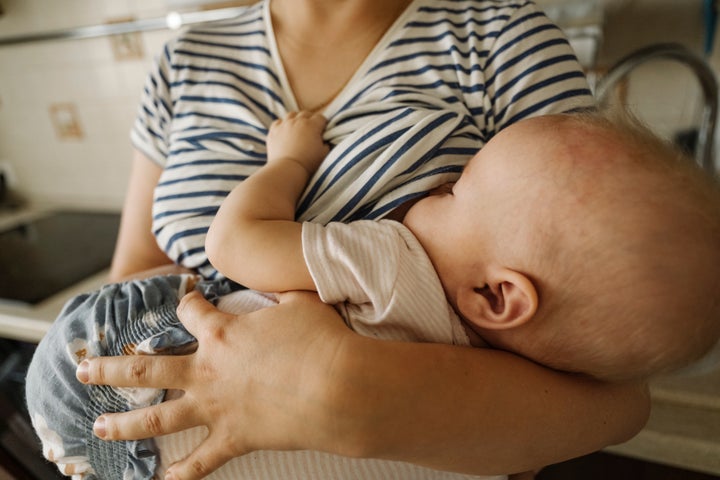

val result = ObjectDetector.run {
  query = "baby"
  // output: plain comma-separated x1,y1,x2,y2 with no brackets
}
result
26,111,720,479
209,110,720,382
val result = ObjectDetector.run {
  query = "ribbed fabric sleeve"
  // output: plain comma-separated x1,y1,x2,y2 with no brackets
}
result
302,220,469,345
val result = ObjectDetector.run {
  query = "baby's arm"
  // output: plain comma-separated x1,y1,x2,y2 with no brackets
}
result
206,111,329,292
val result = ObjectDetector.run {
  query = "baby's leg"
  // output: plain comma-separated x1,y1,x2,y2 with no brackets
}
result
24,274,223,480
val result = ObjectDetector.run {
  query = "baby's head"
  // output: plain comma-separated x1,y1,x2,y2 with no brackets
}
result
408,112,720,381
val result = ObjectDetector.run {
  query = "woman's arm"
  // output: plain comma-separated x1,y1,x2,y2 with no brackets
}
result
108,150,181,281
327,327,649,475
79,292,650,480
206,112,328,292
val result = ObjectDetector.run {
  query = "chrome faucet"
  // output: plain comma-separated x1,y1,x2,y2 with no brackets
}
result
595,43,718,173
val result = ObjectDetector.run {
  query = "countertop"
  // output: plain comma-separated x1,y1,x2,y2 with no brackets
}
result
0,269,108,343
0,204,112,343
607,364,720,476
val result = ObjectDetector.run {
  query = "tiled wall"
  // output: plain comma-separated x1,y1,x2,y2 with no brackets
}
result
0,1,177,209
0,0,718,211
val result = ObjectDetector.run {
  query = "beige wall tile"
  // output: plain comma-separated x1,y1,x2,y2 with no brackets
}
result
0,1,174,208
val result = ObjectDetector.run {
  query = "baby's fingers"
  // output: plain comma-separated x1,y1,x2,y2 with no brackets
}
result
164,434,243,480
94,397,200,441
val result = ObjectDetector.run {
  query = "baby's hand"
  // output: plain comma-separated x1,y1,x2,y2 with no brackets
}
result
267,111,329,174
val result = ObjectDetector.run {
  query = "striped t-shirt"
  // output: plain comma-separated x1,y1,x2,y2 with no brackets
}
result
130,0,595,280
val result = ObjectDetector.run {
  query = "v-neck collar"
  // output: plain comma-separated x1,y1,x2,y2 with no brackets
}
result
263,0,418,117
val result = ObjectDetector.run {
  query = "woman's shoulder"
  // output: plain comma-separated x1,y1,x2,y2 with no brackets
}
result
398,0,550,48
410,0,542,19
162,1,269,58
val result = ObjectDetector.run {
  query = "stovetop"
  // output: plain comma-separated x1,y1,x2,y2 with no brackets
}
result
0,210,120,304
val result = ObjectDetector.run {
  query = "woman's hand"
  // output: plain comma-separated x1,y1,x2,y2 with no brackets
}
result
77,290,352,479
77,290,650,479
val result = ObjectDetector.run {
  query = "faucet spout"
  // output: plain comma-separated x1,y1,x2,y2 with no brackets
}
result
596,43,718,173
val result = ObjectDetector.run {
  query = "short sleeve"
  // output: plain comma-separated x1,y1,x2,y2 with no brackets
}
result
130,42,176,167
302,220,469,345
481,2,596,134
302,221,400,310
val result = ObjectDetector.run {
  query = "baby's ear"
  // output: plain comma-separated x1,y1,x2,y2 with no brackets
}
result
457,267,538,331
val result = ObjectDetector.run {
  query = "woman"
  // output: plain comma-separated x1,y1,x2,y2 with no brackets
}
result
32,0,650,478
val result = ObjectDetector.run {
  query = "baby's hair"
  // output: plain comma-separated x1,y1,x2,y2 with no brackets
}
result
519,111,720,382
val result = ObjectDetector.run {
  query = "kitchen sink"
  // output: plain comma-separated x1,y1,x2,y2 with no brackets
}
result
0,210,120,305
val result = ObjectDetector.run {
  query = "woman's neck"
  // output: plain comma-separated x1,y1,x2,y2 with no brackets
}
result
269,0,413,111
271,0,412,43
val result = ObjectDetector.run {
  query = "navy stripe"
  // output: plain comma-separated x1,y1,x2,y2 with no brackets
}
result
181,37,271,56
186,28,265,38
493,52,579,98
435,146,481,156
165,158,265,170
173,81,276,119
485,38,572,88
486,17,560,68
495,70,588,124
177,130,264,145
306,129,407,214
153,206,219,221
369,46,489,73
174,49,280,85
156,67,172,118
417,2,530,16
367,193,423,220
389,29,500,47
330,113,457,222
504,88,592,125
160,227,208,251
176,246,208,265
143,125,166,146
368,164,466,219
155,190,231,202
141,105,156,120
170,65,284,104
298,108,415,213
405,15,510,29
399,112,461,174
157,173,247,187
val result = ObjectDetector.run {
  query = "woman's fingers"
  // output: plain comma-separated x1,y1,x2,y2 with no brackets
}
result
77,353,191,390
94,397,200,441
165,434,241,480
176,290,232,339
